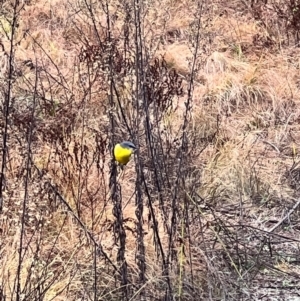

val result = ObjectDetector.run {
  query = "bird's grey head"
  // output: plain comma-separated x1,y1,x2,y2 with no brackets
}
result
120,141,136,150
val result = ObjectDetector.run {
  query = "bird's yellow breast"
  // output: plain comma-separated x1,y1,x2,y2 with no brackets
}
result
114,143,133,165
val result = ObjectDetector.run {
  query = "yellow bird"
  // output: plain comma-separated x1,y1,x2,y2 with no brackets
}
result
114,141,136,166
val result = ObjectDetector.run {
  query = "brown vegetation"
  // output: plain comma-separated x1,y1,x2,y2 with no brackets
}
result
0,0,300,300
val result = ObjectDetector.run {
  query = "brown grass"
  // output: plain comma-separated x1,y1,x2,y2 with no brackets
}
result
1,0,300,300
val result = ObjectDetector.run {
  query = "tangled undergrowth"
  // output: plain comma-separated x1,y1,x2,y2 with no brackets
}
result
0,0,300,300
